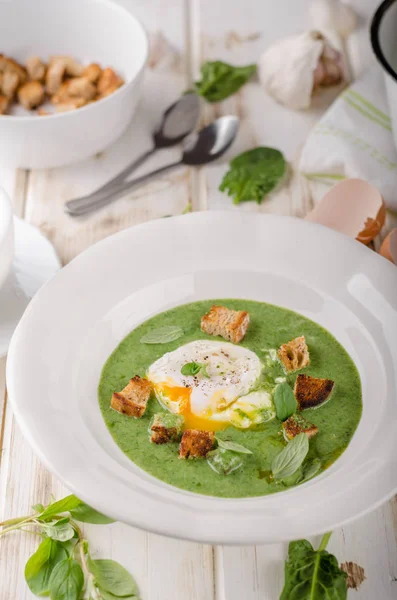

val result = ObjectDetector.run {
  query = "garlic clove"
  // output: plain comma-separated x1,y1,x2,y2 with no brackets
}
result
258,30,345,110
305,178,386,244
310,0,357,39
380,229,397,264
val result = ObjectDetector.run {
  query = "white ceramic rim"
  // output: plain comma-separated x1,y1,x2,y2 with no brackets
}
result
6,212,397,544
0,186,13,245
0,0,149,122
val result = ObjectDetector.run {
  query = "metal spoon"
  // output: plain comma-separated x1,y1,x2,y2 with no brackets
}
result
67,92,200,206
65,115,239,217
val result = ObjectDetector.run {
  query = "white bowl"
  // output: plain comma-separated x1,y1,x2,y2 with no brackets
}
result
0,187,14,290
0,0,148,169
6,212,397,544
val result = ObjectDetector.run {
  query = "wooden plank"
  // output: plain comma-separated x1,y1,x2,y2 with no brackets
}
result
0,2,214,599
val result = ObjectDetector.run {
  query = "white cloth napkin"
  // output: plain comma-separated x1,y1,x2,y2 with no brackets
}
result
300,67,397,212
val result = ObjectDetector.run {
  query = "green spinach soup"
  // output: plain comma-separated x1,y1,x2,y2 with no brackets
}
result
98,299,362,498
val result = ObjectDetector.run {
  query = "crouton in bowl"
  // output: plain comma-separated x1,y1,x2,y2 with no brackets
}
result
0,0,148,168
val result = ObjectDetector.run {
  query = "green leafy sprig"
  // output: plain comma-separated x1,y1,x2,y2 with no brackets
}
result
194,61,257,102
0,495,139,600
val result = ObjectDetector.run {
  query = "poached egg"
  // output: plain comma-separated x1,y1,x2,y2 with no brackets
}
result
147,340,275,431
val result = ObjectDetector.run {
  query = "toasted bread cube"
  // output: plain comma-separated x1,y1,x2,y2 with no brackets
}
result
97,67,124,98
150,413,184,444
0,94,8,115
1,71,20,98
5,58,27,84
294,374,334,410
46,60,67,95
283,413,318,440
84,63,102,84
278,336,310,373
201,305,250,344
66,77,96,101
179,429,215,459
26,56,46,82
18,81,45,110
0,55,7,72
55,97,87,112
111,376,152,418
49,56,83,77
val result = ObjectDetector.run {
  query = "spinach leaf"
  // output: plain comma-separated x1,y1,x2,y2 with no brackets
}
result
140,326,184,344
25,538,68,596
69,502,114,525
272,433,309,480
207,448,244,475
38,495,81,521
181,362,209,378
49,558,84,600
274,383,297,421
195,61,256,102
280,534,348,599
87,558,139,597
216,437,252,454
219,147,286,204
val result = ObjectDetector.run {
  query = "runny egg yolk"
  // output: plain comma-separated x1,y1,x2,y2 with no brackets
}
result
154,383,230,432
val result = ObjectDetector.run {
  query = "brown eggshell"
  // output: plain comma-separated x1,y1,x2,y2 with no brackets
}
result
305,179,385,245
380,229,397,264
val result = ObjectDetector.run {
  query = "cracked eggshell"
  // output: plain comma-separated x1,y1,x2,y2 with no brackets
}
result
305,178,386,244
380,229,397,264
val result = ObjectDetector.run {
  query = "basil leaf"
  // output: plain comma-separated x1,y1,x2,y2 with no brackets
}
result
49,558,84,600
140,326,183,345
32,503,45,513
207,448,244,475
301,458,322,484
39,495,81,521
87,558,139,597
42,521,75,543
271,433,309,480
216,437,252,454
195,61,256,102
181,362,209,378
280,539,348,599
96,590,137,600
25,538,68,596
274,383,297,421
69,502,114,525
219,147,286,204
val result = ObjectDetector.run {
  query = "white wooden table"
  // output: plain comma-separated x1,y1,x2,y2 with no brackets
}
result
1,1,397,598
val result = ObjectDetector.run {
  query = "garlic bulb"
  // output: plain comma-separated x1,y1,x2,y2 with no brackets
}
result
258,31,345,110
310,0,357,39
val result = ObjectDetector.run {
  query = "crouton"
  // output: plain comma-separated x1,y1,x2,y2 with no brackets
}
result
26,56,46,82
17,81,45,110
1,71,20,99
50,56,83,77
97,67,124,98
46,59,67,95
111,376,152,418
149,413,184,444
83,63,102,84
282,413,318,440
66,77,96,101
179,429,215,459
0,55,7,72
0,95,8,115
278,336,310,373
201,305,250,344
55,97,87,112
294,374,334,410
4,58,27,84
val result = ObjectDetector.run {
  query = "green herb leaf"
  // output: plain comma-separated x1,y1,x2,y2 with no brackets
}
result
194,60,256,102
219,147,286,204
49,558,84,600
140,326,184,345
42,520,75,543
38,495,81,521
96,590,137,600
181,362,209,378
271,433,309,480
69,502,114,525
301,458,322,484
216,437,253,454
87,558,139,597
280,535,348,599
25,538,68,596
274,383,297,421
207,448,244,475
32,503,45,513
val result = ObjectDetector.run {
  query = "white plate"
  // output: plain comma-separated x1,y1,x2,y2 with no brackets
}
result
0,217,60,357
6,212,397,544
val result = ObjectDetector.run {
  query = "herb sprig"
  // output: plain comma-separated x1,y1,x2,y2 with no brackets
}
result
194,61,256,102
0,494,139,600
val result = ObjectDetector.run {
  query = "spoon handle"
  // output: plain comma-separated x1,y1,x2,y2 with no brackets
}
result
95,146,157,192
65,160,182,217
